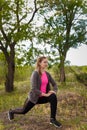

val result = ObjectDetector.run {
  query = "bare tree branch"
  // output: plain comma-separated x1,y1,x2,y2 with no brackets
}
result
1,28,9,43
16,0,20,32
28,0,38,24
0,40,8,55
0,40,4,50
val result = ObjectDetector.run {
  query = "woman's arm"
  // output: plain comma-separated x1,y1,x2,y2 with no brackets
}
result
47,72,58,93
40,92,54,97
30,71,41,96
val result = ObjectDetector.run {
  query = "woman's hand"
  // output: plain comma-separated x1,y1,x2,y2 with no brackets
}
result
48,90,56,95
41,91,56,97
41,93,51,97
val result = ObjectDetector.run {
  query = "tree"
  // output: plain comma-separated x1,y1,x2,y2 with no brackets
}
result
0,0,39,92
37,0,87,82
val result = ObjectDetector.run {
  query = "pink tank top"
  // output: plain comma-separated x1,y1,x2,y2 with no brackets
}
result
40,72,48,93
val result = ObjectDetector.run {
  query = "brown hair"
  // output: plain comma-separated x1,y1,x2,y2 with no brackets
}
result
35,56,47,76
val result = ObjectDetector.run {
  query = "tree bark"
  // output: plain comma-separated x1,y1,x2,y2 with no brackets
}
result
5,44,15,92
5,62,15,92
59,56,66,82
59,63,65,82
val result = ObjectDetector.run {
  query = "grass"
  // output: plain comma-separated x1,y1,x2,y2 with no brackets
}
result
0,66,87,130
0,121,4,130
0,80,87,130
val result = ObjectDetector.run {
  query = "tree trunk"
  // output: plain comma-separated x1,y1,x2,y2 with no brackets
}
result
59,57,66,82
5,44,15,92
5,61,15,92
59,63,65,82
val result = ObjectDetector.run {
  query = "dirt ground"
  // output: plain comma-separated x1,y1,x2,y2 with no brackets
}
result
0,92,87,130
0,111,74,130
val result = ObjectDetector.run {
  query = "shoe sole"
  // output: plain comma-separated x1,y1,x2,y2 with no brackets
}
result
8,112,11,121
50,122,62,128
8,112,13,121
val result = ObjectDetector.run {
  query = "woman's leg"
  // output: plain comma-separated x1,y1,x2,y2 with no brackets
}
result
8,98,35,120
36,94,62,128
48,93,57,119
12,98,35,114
37,93,57,119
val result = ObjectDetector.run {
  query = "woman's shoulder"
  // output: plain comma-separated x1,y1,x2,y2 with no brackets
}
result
31,70,39,77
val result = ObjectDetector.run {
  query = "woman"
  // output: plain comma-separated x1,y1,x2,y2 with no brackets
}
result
8,56,62,128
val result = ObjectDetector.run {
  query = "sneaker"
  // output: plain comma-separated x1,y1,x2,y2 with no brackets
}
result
50,118,62,128
8,109,14,121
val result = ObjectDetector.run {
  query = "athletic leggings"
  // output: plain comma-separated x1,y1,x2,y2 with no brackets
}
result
12,93,57,119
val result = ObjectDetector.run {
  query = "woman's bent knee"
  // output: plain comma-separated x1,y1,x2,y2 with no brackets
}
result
50,93,56,97
49,93,57,100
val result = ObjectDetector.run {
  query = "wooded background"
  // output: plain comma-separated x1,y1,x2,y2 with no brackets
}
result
0,0,87,92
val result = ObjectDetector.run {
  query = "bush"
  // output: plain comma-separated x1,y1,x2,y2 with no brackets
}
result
76,72,87,86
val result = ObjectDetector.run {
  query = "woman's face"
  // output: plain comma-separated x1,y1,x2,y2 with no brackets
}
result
40,58,48,69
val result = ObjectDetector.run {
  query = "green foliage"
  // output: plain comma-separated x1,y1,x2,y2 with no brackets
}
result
14,65,34,81
0,0,40,91
36,0,87,82
0,0,35,42
38,0,87,50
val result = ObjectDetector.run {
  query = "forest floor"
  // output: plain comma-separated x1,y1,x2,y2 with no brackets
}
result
0,87,87,130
